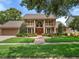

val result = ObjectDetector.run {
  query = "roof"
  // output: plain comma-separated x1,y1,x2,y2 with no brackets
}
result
0,21,24,28
23,14,56,20
0,25,2,28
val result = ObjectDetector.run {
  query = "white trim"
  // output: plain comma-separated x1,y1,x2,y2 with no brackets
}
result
34,20,35,33
43,20,45,34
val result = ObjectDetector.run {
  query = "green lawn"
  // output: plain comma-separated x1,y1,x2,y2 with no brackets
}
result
0,44,79,57
45,36,79,42
0,38,34,43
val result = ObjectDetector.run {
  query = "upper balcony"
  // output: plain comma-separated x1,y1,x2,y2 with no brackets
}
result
25,23,34,27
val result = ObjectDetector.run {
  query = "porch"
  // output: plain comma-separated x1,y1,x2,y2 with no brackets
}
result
24,19,56,34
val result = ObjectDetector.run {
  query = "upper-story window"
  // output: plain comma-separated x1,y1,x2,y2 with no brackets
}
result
45,20,53,26
26,20,34,26
36,20,43,27
26,28,34,33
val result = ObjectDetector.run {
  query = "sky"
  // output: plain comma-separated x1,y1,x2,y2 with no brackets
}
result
0,0,79,25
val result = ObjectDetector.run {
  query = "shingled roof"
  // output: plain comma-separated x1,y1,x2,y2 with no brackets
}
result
0,21,24,28
23,14,56,20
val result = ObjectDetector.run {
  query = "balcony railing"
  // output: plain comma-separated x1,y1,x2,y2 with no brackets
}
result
26,23,34,27
45,23,54,27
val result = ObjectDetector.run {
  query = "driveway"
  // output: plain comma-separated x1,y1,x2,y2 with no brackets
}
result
0,36,15,41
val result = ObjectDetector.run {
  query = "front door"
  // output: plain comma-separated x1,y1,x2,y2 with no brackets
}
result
36,20,43,35
36,28,43,35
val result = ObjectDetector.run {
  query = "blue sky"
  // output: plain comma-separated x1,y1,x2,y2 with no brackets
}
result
0,0,79,25
0,0,37,15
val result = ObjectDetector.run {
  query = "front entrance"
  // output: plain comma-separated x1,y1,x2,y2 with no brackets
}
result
36,28,43,35
35,20,43,35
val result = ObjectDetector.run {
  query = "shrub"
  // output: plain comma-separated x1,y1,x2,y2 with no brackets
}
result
19,23,27,34
16,33,27,37
16,33,37,37
26,33,37,37
43,34,51,37
43,33,65,37
16,33,23,37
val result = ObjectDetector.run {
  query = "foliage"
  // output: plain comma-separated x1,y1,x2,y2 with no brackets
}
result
69,16,79,31
0,44,79,57
0,38,34,43
45,36,79,42
57,23,65,34
43,34,57,37
21,0,79,16
0,8,21,24
16,33,27,37
43,34,52,37
26,33,37,37
43,33,67,37
0,11,6,24
5,8,21,21
19,23,27,34
16,33,37,37
17,23,28,37
18,23,37,37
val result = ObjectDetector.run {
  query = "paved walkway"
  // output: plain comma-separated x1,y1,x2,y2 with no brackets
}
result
0,36,15,41
34,35,45,44
0,42,79,45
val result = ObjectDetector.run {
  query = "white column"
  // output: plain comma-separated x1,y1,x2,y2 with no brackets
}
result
54,20,56,33
34,20,36,33
54,27,56,33
0,29,2,35
43,20,45,34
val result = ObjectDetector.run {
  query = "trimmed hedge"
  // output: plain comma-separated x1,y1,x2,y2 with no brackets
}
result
45,36,79,42
16,33,37,37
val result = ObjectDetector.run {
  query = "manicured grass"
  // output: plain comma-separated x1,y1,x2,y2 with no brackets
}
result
45,36,79,43
0,38,34,43
0,44,79,57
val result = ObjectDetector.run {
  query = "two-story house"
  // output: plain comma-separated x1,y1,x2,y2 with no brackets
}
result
23,14,56,35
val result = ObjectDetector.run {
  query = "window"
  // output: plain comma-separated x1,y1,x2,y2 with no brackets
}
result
26,28,34,33
47,28,51,33
28,28,31,33
26,20,34,26
45,20,53,26
46,28,52,34
36,21,43,27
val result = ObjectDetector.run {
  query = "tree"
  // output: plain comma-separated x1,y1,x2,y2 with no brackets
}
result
21,0,79,17
0,11,6,24
57,23,64,34
0,8,21,24
5,8,21,21
19,23,27,34
69,17,79,31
